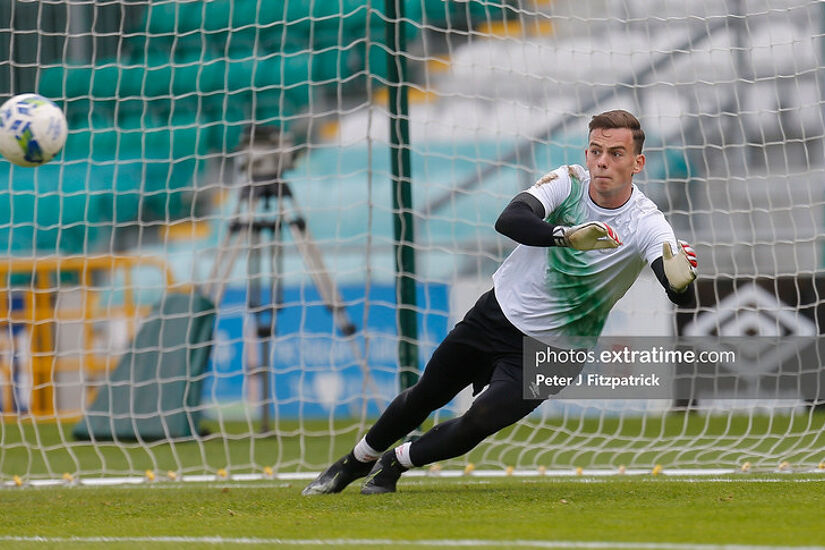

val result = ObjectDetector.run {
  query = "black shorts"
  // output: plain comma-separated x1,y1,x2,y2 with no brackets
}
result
441,288,525,395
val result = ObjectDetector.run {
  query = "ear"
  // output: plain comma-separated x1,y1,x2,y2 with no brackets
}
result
633,153,646,174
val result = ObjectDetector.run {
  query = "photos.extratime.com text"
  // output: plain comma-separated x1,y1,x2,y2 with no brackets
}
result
534,346,737,368
523,335,825,400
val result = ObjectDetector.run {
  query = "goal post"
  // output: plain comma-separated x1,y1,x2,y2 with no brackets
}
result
385,0,421,395
2,0,825,484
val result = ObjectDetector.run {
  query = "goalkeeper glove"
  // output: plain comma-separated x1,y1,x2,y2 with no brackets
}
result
552,222,622,250
662,240,697,292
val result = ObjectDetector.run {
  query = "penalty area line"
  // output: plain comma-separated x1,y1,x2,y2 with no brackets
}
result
0,537,823,549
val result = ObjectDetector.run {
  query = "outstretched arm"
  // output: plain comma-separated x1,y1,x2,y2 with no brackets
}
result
494,193,555,246
495,193,621,250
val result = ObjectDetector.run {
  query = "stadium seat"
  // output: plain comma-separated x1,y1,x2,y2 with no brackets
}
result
422,0,499,29
38,65,93,98
311,47,349,83
24,0,520,258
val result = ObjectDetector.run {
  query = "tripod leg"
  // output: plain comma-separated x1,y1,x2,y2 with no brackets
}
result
246,221,269,432
205,194,258,305
256,200,286,434
283,197,385,417
285,217,356,336
205,191,279,431
208,231,245,307
262,198,287,434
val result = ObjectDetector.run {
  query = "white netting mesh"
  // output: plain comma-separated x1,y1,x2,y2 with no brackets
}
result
1,0,824,482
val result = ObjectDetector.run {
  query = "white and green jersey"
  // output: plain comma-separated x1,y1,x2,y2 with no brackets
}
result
492,164,678,349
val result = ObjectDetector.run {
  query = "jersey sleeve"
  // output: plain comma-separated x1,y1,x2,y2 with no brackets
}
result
525,165,575,218
638,210,678,266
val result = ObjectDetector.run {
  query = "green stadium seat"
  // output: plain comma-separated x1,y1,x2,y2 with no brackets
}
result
113,99,148,125
253,53,310,87
207,0,281,56
39,65,92,98
31,0,519,257
311,47,348,83
229,0,264,28
37,65,66,98
39,62,146,100
224,56,255,90
421,0,503,28
115,53,227,98
142,1,200,35
128,1,212,61
61,99,116,132
204,120,247,154
90,65,123,97
201,0,232,32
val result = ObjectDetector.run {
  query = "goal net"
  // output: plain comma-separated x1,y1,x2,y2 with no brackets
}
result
2,0,825,484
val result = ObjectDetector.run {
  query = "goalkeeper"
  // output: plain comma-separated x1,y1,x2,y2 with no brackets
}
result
303,109,697,495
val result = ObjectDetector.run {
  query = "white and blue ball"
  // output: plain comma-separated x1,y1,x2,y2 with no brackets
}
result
0,93,67,167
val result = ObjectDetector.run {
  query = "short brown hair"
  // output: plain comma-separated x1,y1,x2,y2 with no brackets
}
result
589,110,645,154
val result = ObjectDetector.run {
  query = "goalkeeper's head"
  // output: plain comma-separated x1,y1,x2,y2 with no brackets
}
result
588,110,645,155
585,110,646,208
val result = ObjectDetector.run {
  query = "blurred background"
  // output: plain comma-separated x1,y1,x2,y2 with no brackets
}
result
1,0,824,476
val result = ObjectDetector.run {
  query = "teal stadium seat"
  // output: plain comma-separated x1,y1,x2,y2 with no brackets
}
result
132,0,208,61
422,0,504,28
40,64,144,100
205,0,263,55
19,0,515,255
0,163,105,254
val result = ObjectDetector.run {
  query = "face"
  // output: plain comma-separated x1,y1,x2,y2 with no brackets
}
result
585,127,645,208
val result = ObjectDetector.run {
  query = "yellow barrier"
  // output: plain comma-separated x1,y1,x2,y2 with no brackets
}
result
0,256,179,418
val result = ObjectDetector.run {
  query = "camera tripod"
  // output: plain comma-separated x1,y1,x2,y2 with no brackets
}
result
202,128,379,432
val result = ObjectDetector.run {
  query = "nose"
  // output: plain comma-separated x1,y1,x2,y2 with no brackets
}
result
596,151,608,168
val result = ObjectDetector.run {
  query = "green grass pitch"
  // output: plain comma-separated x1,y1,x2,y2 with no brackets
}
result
4,411,825,477
1,476,825,549
2,413,825,548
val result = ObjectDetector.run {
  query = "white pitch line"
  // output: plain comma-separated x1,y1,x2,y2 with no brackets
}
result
0,536,822,549
4,468,825,489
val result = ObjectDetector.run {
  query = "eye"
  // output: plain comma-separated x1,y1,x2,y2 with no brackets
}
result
612,151,623,158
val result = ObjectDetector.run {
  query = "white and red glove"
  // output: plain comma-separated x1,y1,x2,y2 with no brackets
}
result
552,222,622,250
662,240,697,292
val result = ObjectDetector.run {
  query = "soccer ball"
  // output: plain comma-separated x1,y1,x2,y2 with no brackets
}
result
0,93,67,167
